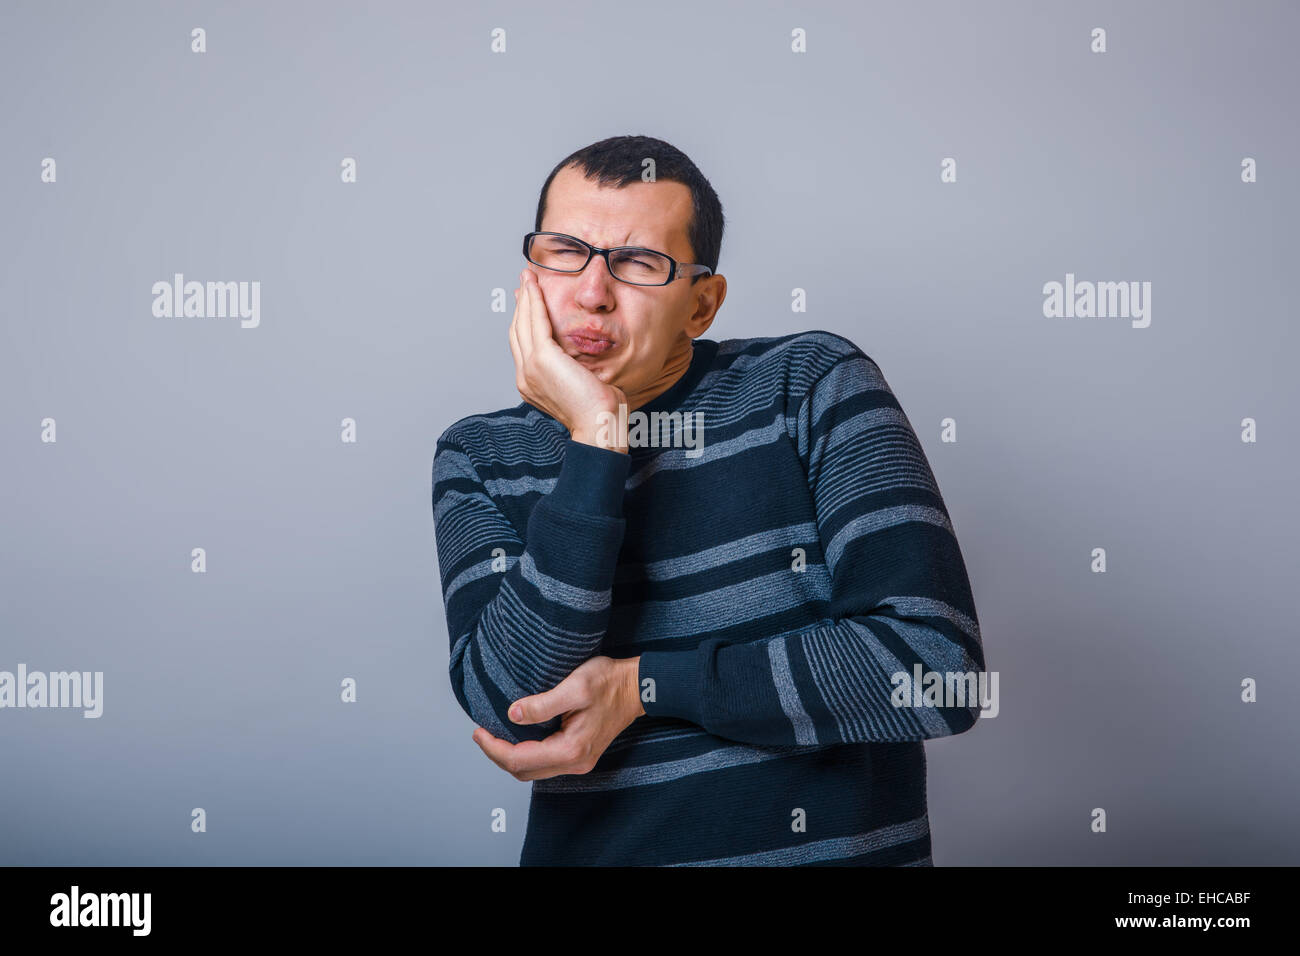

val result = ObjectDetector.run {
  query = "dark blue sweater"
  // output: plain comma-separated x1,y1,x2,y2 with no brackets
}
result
432,330,986,865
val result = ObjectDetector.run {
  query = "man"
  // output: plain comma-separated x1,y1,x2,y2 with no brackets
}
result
432,134,986,866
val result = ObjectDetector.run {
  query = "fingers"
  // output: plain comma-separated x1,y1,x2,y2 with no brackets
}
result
472,728,584,781
508,298,524,389
512,272,533,365
509,271,535,402
520,268,556,357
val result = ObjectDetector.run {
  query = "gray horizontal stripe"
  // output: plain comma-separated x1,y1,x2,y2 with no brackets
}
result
614,521,820,584
807,354,888,424
668,814,931,866
619,566,819,644
518,550,609,612
880,594,980,643
483,473,557,498
626,413,786,492
877,614,975,675
824,504,953,571
532,741,822,793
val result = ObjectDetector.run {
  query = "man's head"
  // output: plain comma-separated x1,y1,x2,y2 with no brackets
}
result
530,135,727,401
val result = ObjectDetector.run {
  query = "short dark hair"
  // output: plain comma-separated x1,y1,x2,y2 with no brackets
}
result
533,135,724,284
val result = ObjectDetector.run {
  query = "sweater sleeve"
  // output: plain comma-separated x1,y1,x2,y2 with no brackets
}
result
636,347,986,746
433,434,630,744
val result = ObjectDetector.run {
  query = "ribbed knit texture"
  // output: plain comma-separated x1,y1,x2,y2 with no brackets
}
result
432,330,985,865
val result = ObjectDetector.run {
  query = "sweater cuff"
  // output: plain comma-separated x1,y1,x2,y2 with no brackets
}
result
547,438,630,518
638,649,704,725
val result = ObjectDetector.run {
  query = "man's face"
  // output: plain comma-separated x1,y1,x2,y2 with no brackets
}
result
533,163,723,394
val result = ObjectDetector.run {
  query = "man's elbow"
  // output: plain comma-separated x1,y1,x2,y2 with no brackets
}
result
448,662,558,745
892,656,993,739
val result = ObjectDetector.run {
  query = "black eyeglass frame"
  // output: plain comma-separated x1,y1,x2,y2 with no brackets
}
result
523,231,713,286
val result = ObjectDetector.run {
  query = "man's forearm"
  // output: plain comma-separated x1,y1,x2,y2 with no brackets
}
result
434,435,631,744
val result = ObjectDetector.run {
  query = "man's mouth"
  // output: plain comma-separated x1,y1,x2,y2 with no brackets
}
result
564,329,615,355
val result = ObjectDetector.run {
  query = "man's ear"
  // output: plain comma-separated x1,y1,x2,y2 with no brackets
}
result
686,274,726,337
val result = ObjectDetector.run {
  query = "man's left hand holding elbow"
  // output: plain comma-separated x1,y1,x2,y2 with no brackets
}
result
472,655,645,781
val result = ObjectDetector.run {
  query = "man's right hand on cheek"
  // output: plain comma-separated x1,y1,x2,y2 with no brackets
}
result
509,268,629,453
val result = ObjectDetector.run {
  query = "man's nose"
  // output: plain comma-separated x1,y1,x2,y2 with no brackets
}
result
583,252,615,282
575,254,617,303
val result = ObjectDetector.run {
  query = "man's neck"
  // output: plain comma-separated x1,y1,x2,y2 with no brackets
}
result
623,337,694,413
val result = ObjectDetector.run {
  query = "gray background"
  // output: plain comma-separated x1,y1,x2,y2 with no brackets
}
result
2,0,1296,865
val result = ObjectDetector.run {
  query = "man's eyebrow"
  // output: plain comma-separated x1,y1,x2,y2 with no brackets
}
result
616,234,672,250
550,227,678,254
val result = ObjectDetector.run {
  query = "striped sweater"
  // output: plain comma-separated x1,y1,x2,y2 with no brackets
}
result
431,330,986,866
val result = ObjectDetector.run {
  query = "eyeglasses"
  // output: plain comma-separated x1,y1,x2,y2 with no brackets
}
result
523,231,712,287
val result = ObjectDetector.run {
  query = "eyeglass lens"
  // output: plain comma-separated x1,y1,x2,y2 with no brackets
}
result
528,234,673,285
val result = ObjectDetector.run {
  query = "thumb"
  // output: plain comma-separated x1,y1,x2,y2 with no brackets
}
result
509,678,584,725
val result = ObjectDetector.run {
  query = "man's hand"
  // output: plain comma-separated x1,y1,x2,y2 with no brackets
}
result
472,655,644,781
509,267,628,451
